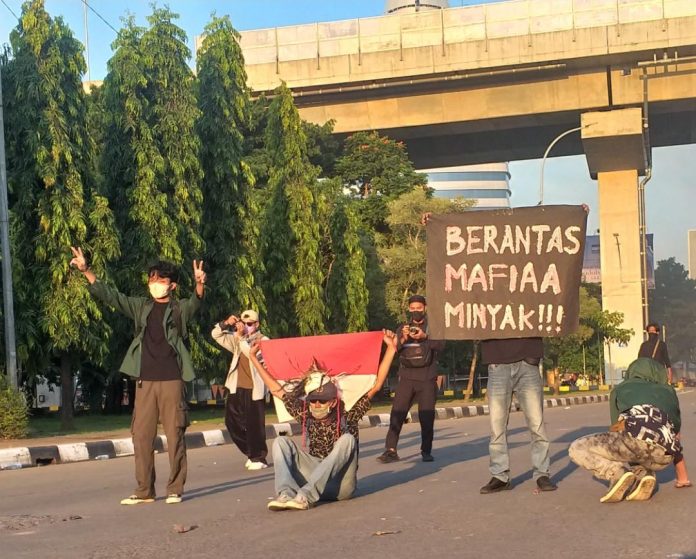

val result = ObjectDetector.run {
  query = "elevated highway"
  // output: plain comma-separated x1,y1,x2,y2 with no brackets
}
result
237,0,696,168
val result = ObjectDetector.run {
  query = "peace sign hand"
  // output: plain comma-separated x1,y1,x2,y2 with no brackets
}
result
193,260,206,285
70,246,88,272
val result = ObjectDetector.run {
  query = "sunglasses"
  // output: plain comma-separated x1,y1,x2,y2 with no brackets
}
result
308,399,331,405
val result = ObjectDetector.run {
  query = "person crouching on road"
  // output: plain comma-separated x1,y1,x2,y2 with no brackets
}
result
212,310,270,470
248,330,398,511
70,247,205,506
569,358,689,502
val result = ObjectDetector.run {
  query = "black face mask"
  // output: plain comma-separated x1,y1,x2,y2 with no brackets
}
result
409,310,426,322
647,332,659,340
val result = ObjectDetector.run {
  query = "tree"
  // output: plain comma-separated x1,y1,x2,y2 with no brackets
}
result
335,131,427,233
3,0,119,428
379,189,474,318
196,15,265,377
260,84,325,337
544,286,632,388
325,195,369,333
650,258,696,363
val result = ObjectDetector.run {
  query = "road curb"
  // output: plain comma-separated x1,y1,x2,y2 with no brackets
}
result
0,394,609,470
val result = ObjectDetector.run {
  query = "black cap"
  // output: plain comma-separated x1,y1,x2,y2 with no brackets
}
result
307,381,337,402
408,294,426,305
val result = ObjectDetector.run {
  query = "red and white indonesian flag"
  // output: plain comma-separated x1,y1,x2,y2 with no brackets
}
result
259,331,384,423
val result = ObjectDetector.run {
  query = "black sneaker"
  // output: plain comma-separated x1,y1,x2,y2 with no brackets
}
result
421,452,434,462
377,449,400,463
480,477,512,494
536,476,558,492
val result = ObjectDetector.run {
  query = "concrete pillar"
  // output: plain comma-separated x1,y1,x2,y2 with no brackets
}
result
581,108,649,384
596,170,643,384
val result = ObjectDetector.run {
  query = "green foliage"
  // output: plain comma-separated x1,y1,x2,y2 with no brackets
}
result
3,0,119,384
544,286,633,377
102,6,202,276
649,257,696,363
0,377,29,439
196,15,265,378
336,131,428,233
325,196,369,332
379,189,474,319
260,84,325,337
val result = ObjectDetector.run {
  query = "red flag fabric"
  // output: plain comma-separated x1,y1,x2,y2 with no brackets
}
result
259,331,384,381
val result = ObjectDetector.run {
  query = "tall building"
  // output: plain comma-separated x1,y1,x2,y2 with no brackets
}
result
689,230,696,280
420,163,512,208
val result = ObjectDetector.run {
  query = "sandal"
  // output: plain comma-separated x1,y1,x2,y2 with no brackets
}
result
675,480,692,488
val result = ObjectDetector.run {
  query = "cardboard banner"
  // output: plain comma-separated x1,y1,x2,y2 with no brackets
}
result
258,331,384,421
426,205,587,340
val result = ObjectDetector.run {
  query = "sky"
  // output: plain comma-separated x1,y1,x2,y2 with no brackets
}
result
1,0,694,266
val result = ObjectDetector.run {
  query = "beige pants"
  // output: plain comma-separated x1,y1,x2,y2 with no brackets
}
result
132,380,189,498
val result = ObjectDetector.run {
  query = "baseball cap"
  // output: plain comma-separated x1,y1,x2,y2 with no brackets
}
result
240,309,259,323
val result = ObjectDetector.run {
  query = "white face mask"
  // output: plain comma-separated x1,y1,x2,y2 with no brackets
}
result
309,402,333,420
244,323,258,336
148,282,171,299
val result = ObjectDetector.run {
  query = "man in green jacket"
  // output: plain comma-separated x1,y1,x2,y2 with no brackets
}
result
569,358,686,503
70,247,205,505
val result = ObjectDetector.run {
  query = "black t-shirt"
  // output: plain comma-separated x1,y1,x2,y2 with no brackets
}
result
480,337,544,366
638,335,671,368
140,302,181,381
397,322,445,381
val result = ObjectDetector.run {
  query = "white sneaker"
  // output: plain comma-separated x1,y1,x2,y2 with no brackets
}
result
165,494,182,504
244,459,252,470
247,461,269,471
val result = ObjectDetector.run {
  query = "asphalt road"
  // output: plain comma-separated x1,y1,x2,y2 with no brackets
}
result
2,391,695,559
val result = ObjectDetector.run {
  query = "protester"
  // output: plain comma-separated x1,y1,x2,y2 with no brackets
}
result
569,357,690,502
638,322,673,383
478,337,557,493
70,246,205,505
248,331,397,511
377,295,444,463
212,310,270,470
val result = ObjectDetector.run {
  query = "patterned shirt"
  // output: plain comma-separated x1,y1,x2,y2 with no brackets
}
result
282,393,371,459
619,404,682,458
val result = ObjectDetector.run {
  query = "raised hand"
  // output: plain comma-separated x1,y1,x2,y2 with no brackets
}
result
193,260,206,285
70,246,88,272
383,329,397,350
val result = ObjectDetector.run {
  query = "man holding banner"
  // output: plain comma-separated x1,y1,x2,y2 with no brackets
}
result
247,330,398,511
425,205,588,494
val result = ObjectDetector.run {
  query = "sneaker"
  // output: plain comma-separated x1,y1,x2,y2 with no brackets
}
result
600,471,636,503
536,476,558,492
120,495,155,505
165,494,182,504
247,461,269,471
480,477,512,494
626,474,657,501
267,494,292,511
284,493,310,511
377,449,400,463
244,459,252,470
421,452,434,462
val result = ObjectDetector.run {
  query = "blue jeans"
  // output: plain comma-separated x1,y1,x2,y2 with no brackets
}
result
487,361,550,482
272,434,358,504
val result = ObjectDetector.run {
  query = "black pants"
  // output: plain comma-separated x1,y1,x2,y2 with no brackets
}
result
385,377,438,454
225,388,268,463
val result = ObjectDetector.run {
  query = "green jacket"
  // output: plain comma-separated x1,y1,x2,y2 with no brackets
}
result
609,357,681,432
87,279,202,382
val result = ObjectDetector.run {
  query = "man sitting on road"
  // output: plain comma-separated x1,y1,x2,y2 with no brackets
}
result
247,331,397,511
569,358,690,502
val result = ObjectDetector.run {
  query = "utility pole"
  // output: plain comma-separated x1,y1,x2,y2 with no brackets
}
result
0,65,19,388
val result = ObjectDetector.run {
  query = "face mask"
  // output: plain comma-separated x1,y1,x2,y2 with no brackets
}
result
148,282,171,299
309,402,333,420
244,323,258,336
409,310,425,322
647,332,659,339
